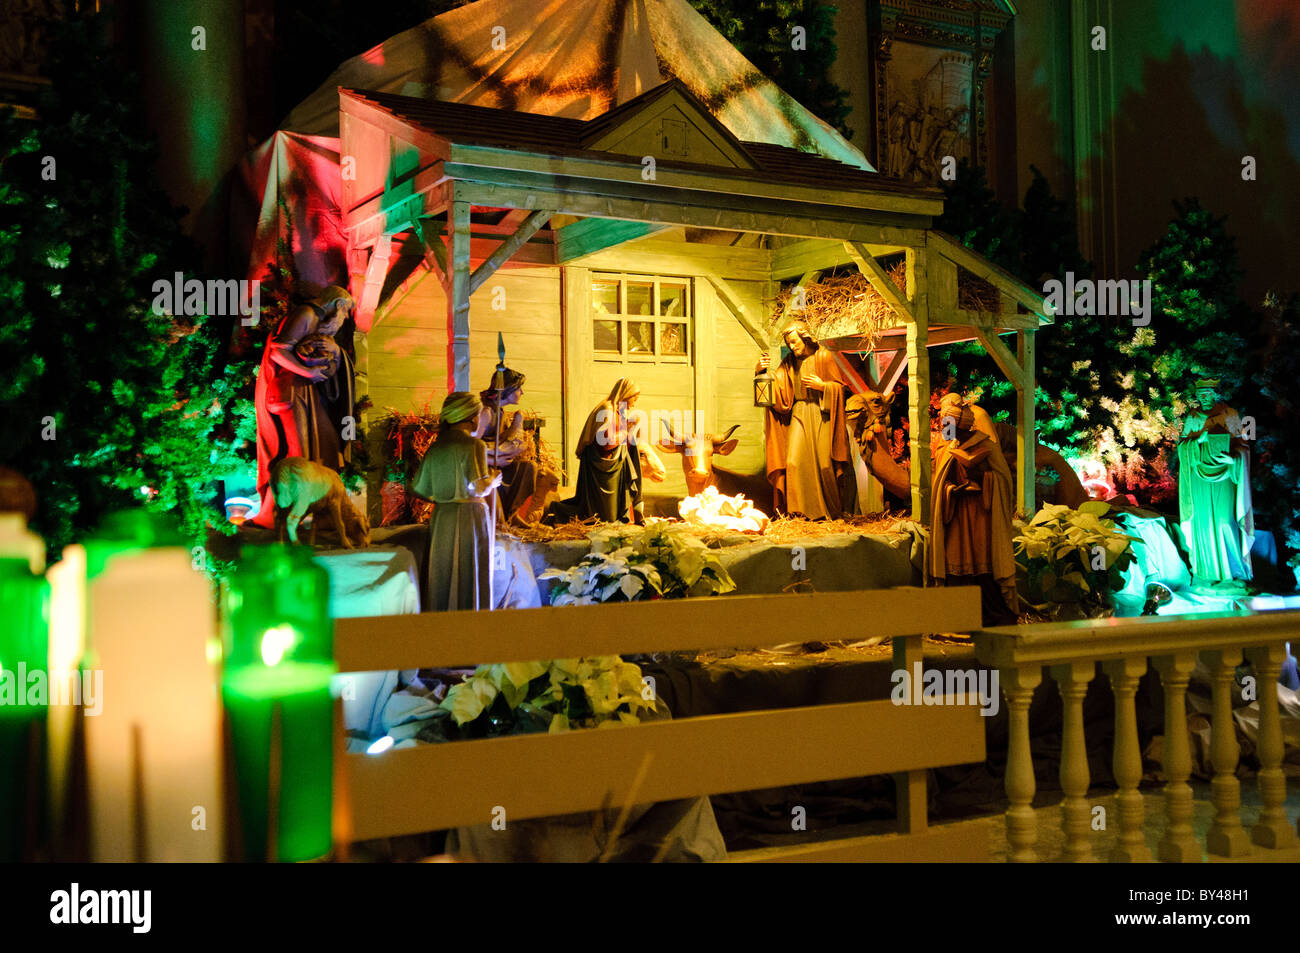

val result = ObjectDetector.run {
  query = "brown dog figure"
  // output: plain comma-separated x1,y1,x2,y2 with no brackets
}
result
270,457,370,548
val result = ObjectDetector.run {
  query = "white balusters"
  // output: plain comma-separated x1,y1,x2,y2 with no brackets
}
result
1002,666,1041,863
1102,657,1152,862
1244,644,1296,849
1200,650,1250,856
1050,661,1095,862
1153,652,1200,862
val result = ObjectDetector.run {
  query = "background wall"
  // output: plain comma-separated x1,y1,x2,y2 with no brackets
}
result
830,0,1300,304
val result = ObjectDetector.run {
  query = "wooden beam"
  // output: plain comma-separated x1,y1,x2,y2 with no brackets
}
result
971,327,1027,392
467,208,553,296
1016,329,1037,516
354,235,391,331
446,198,471,391
933,308,1041,331
770,238,906,280
555,218,665,263
832,351,872,397
344,698,985,839
845,241,916,324
334,587,980,672
451,180,930,245
408,216,447,289
906,245,931,524
929,231,1050,319
447,147,945,218
704,271,770,349
876,349,908,395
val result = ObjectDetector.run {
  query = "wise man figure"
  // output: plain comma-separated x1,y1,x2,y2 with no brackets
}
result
1177,378,1254,587
929,392,1018,623
758,321,852,519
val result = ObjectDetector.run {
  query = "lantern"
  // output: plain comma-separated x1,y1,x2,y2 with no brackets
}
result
221,544,334,862
753,350,776,408
0,557,49,861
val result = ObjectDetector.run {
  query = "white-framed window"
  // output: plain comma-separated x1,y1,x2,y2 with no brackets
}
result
590,273,692,364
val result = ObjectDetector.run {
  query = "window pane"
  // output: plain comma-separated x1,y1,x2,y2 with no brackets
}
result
628,321,655,354
660,322,687,355
659,282,687,317
592,279,619,314
593,319,621,352
627,281,654,316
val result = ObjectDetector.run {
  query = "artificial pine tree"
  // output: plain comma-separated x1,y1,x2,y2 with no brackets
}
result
0,13,250,559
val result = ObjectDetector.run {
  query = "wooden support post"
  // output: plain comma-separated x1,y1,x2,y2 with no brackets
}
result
892,633,927,835
1016,329,1036,517
447,199,472,391
905,245,930,525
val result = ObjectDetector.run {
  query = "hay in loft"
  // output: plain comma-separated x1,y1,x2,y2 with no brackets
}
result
771,261,1002,345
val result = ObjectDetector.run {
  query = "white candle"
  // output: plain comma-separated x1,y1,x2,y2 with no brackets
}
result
85,548,223,861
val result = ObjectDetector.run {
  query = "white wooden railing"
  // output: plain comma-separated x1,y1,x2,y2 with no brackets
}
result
333,587,990,861
973,609,1300,862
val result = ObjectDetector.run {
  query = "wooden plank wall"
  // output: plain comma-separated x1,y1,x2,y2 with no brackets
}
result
706,277,768,478
363,261,566,470
365,237,773,492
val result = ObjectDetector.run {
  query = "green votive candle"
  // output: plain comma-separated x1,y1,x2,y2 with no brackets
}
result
0,558,50,861
222,545,334,862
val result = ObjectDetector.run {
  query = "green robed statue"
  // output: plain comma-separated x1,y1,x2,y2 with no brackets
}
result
1177,378,1254,588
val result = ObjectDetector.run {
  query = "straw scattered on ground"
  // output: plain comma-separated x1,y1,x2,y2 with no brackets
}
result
504,512,911,545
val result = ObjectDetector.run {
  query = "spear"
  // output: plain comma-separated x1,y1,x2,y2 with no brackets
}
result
491,332,507,528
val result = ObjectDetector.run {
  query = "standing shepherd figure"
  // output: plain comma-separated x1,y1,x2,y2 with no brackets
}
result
253,286,357,526
409,392,501,611
479,366,544,525
758,321,852,519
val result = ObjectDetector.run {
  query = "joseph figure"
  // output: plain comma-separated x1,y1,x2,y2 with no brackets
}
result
1177,378,1254,586
758,321,852,519
929,393,1018,623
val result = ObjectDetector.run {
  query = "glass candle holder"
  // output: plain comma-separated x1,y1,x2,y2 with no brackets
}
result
0,557,50,861
221,544,334,862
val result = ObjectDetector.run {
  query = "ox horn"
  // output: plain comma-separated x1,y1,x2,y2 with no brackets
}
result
712,424,740,446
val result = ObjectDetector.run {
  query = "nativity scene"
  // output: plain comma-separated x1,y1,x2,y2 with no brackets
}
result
6,0,1300,874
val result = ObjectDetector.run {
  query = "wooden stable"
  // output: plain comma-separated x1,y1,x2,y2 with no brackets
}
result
339,79,1052,521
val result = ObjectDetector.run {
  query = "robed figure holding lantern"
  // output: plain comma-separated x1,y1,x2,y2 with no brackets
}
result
758,321,852,519
929,392,1018,623
1177,378,1254,587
